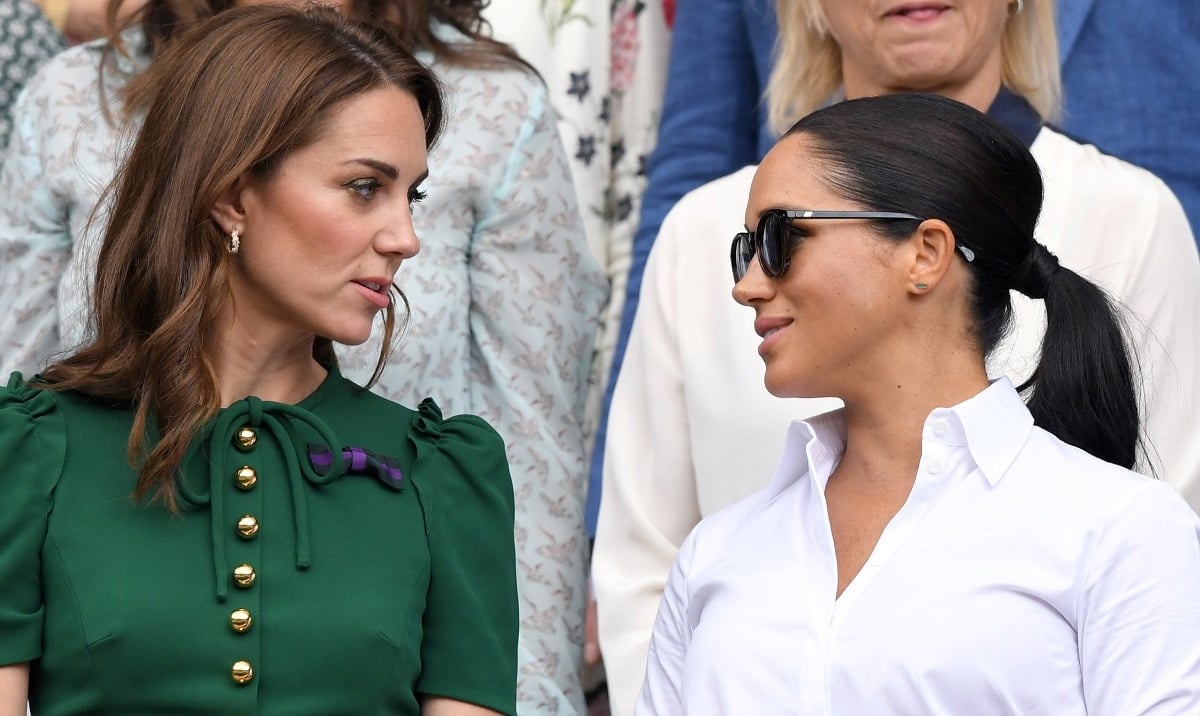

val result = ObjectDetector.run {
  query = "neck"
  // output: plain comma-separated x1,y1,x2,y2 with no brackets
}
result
843,67,1003,115
210,308,327,407
832,339,989,489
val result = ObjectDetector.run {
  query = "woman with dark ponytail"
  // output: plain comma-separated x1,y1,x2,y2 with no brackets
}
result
637,93,1200,715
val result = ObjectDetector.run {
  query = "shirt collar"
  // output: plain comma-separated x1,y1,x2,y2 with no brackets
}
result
921,377,1034,486
986,87,1043,149
765,378,1034,498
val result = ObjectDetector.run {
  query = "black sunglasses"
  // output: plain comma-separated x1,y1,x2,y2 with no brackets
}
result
730,209,976,282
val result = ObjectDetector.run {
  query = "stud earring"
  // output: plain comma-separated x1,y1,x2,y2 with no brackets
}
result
228,229,241,254
915,283,929,291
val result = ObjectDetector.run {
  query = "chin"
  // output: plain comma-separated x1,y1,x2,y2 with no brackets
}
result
763,368,826,400
322,322,376,347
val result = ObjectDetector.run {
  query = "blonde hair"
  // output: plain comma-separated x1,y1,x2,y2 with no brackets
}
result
767,0,1061,134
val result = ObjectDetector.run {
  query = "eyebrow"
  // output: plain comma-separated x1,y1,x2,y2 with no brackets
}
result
410,169,429,189
344,158,399,180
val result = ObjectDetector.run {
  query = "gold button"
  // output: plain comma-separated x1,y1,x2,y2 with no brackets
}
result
231,660,253,684
236,515,259,539
234,427,257,451
230,608,253,633
235,466,258,490
232,564,256,588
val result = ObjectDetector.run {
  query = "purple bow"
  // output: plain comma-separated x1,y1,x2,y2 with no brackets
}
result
307,444,404,490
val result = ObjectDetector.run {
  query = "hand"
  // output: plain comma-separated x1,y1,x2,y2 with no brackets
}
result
584,577,602,666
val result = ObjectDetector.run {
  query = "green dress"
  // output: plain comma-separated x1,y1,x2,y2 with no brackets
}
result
0,369,518,715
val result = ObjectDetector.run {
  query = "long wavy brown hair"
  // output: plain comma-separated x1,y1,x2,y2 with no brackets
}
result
104,0,532,75
40,5,445,511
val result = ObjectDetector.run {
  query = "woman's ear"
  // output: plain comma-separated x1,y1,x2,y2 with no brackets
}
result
906,218,957,294
210,177,247,235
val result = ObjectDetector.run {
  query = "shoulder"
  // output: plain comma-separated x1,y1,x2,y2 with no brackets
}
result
426,50,549,130
649,165,758,279
1031,126,1195,270
407,398,509,486
672,165,758,215
659,165,758,247
17,33,138,110
1033,126,1182,208
406,398,514,531
0,372,69,490
677,475,793,570
1017,427,1195,530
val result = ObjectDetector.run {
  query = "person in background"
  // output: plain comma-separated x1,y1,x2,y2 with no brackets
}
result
639,90,1200,716
0,7,518,714
593,1,1200,712
481,1,674,546
589,0,1200,540
0,0,65,151
0,0,605,711
586,0,775,538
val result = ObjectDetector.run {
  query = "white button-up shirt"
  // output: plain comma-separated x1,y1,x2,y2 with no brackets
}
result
637,379,1200,715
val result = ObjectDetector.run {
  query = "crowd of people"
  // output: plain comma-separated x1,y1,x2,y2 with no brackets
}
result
1,0,1197,715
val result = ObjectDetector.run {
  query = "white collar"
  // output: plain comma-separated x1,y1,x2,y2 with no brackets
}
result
764,377,1035,501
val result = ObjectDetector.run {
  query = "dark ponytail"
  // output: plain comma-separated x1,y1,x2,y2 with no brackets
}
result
1015,246,1140,468
785,93,1141,468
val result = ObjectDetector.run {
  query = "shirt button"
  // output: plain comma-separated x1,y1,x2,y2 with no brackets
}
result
234,427,258,452
233,564,256,589
237,515,260,540
231,660,254,684
933,420,948,437
927,458,943,474
235,466,258,490
230,608,253,634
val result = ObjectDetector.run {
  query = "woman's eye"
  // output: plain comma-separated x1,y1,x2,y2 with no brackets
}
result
346,178,381,201
408,189,427,208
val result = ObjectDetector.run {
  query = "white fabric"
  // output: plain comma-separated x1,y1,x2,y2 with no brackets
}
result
637,378,1200,715
593,126,1200,715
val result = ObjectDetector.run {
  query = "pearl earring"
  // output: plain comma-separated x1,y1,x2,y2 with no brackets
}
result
228,229,241,254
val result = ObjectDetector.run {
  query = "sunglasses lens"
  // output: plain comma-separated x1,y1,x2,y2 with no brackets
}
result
758,213,785,277
731,233,753,281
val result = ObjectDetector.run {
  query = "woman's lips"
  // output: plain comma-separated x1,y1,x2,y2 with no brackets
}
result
754,317,793,356
884,3,950,22
352,279,390,309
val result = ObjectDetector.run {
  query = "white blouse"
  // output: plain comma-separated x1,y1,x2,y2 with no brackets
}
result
637,379,1200,715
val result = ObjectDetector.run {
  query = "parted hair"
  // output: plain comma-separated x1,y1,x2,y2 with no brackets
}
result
767,0,1062,134
40,5,446,510
785,93,1140,469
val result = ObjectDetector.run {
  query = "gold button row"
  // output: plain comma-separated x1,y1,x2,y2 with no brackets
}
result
230,429,259,686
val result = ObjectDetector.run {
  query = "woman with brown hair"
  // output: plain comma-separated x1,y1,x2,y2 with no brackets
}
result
0,0,605,710
0,5,519,714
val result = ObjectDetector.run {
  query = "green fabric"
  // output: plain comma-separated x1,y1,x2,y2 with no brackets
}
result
0,369,518,715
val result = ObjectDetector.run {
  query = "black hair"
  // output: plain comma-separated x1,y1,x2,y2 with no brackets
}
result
784,93,1140,469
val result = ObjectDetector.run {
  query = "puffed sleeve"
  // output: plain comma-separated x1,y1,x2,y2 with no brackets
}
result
0,373,67,666
1077,480,1200,714
0,57,77,377
410,399,518,715
593,203,701,716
